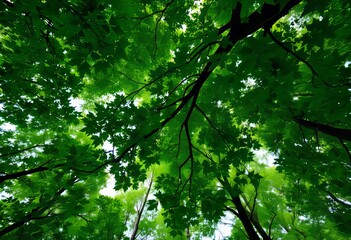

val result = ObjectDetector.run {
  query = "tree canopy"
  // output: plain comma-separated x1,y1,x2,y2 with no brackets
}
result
1,0,351,239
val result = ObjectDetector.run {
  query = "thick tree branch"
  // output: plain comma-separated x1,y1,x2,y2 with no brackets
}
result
0,187,65,237
324,189,351,207
231,196,262,240
294,117,351,142
157,74,200,111
0,158,71,183
2,0,14,8
0,166,48,184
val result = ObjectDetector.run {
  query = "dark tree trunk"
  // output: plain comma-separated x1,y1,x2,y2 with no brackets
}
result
232,196,261,240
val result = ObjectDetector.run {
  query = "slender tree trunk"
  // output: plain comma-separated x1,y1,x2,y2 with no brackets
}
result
186,228,190,240
130,176,153,240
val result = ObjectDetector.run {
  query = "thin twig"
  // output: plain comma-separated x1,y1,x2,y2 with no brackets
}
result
267,29,319,87
186,41,221,64
315,130,320,150
132,0,175,21
339,139,351,164
250,187,259,221
192,145,212,161
225,206,239,217
176,156,190,192
268,212,277,238
195,104,231,149
0,145,46,158
184,122,194,197
298,124,307,144
156,74,200,111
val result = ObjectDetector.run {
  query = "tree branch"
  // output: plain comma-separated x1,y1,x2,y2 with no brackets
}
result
1,166,48,184
268,212,276,238
293,117,351,142
195,104,231,149
324,189,351,207
132,0,175,21
339,139,351,164
0,187,65,237
225,206,239,217
130,176,153,240
132,0,175,58
0,144,46,158
266,29,318,87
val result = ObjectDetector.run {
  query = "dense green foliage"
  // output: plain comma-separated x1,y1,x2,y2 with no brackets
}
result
1,0,351,239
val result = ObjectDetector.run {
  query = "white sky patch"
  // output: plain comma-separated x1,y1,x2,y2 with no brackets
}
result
188,0,203,20
102,140,114,152
69,97,85,112
0,191,11,200
99,142,118,197
169,49,175,58
0,122,16,131
100,94,116,103
327,195,351,206
253,149,276,166
133,98,142,107
214,212,234,239
298,215,310,221
99,173,118,197
241,77,256,89
180,24,187,32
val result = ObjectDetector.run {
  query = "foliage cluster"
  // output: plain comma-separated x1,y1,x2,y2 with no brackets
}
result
1,0,350,239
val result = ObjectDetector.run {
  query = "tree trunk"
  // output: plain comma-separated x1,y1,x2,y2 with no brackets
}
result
186,228,190,240
231,196,261,240
241,195,272,240
130,177,153,240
